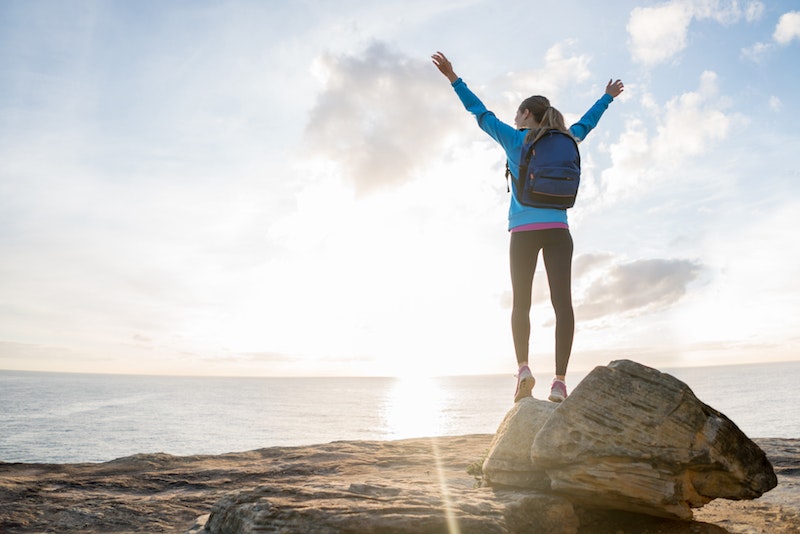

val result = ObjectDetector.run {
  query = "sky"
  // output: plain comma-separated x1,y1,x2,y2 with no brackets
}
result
1,0,799,378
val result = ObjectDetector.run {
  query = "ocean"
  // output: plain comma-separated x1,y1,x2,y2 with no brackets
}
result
1,361,799,464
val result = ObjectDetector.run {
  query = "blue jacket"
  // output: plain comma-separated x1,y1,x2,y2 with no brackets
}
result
451,78,614,230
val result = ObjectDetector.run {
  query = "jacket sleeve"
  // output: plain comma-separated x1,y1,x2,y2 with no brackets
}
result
452,78,519,155
569,93,614,142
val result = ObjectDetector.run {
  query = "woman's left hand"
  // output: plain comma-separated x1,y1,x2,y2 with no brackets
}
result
605,79,624,98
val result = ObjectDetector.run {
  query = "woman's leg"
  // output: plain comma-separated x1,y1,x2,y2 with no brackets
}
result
541,229,575,378
509,231,542,366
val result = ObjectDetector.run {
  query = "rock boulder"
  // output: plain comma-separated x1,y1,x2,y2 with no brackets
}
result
482,397,556,489
529,359,778,519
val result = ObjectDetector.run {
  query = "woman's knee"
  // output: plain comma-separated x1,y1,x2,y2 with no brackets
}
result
551,299,574,319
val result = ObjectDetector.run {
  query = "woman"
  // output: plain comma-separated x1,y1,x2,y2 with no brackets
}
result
432,51,624,403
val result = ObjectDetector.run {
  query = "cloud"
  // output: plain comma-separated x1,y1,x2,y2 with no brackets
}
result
304,42,463,195
628,0,765,66
741,41,773,61
651,71,732,157
576,258,703,321
529,253,702,326
595,71,740,204
627,2,693,66
690,0,764,24
742,10,800,61
774,11,800,44
573,252,614,279
499,40,592,104
745,1,765,22
596,117,651,197
303,40,596,196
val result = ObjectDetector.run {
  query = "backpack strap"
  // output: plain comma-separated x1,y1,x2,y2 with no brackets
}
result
504,127,531,193
514,141,537,197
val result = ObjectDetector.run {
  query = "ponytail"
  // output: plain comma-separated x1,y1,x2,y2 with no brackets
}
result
525,106,571,145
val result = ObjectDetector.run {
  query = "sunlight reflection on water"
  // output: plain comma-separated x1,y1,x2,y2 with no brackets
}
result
383,377,447,439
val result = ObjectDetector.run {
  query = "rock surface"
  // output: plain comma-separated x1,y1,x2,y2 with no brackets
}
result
0,435,798,533
530,360,777,520
482,397,556,489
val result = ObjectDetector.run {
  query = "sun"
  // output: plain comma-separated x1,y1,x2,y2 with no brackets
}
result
383,376,446,439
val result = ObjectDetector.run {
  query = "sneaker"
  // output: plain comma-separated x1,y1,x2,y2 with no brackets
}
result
514,365,535,402
548,379,568,403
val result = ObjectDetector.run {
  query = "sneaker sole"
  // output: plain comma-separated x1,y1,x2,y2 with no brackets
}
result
514,376,535,402
548,392,565,403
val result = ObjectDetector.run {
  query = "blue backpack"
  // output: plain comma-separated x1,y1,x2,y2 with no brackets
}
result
513,129,581,209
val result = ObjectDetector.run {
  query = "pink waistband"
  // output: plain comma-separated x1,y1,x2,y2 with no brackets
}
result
510,222,569,233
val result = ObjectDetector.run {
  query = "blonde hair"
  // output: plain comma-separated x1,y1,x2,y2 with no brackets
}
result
524,106,570,145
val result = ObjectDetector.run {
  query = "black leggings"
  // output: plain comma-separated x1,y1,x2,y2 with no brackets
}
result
509,228,574,376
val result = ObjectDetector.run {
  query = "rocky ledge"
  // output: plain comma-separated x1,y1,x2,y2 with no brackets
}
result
0,360,798,533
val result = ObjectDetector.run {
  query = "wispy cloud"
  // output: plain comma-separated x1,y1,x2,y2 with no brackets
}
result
498,39,592,105
741,40,773,62
742,9,800,61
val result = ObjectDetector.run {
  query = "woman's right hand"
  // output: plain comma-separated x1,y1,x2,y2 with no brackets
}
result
432,51,459,83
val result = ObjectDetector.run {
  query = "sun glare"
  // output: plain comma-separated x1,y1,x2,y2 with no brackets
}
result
383,376,445,439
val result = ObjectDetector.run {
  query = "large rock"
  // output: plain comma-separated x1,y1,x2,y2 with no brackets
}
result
482,397,557,489
530,359,778,520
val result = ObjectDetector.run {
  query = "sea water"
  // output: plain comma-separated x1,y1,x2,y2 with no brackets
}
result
1,361,798,464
